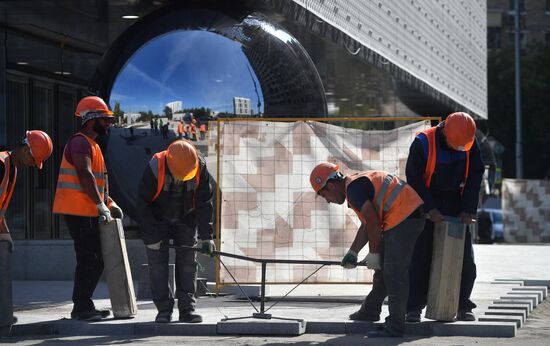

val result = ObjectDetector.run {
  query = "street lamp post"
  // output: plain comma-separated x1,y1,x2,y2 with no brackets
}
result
514,0,523,178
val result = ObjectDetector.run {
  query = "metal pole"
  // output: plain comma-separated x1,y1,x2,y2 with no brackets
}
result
514,0,523,178
260,262,266,314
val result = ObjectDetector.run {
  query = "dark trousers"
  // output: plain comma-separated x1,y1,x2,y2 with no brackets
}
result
407,221,477,313
65,215,104,313
146,223,197,314
382,216,425,336
358,270,386,317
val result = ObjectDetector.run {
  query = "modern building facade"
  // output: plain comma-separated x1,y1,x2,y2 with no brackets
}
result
166,101,183,113
233,97,252,116
0,0,488,246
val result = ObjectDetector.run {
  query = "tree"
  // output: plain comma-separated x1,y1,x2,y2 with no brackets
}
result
488,43,550,179
112,101,124,124
163,106,173,120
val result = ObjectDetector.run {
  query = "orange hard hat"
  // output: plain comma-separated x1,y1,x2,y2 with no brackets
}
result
310,162,340,193
24,130,53,169
444,112,476,151
75,96,114,124
166,140,199,181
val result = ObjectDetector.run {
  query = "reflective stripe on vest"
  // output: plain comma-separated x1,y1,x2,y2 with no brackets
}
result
419,126,470,195
149,150,201,203
52,133,108,216
0,152,17,218
346,171,423,231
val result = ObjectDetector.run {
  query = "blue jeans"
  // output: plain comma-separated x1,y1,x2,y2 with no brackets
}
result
407,221,477,313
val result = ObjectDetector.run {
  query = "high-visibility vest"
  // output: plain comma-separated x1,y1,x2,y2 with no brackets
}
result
345,171,423,231
0,151,17,221
177,123,183,134
148,151,201,203
52,133,108,217
419,126,470,193
199,124,206,132
191,124,196,134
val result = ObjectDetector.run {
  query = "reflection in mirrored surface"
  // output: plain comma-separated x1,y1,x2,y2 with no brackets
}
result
107,13,326,221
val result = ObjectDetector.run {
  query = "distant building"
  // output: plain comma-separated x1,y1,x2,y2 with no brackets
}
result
166,100,183,113
233,97,252,115
124,113,141,124
488,0,550,50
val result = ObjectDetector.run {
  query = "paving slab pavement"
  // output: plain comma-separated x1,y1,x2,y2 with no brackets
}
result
3,244,550,340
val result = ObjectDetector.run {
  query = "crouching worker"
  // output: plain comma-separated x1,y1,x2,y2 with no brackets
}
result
309,163,425,337
137,140,215,323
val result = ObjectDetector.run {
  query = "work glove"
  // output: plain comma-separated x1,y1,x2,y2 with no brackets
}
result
341,250,358,269
458,211,474,225
109,200,124,219
0,233,14,253
146,241,162,251
200,239,216,257
96,202,113,223
362,253,381,270
428,208,444,223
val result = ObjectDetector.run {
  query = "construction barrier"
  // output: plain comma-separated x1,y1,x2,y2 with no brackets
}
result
212,117,437,286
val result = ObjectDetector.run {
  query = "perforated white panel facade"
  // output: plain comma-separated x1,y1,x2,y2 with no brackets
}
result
293,0,487,118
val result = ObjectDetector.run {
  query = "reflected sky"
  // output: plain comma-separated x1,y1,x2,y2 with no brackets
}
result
111,30,264,114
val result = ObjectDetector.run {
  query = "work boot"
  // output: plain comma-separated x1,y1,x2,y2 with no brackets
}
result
456,310,476,321
405,310,421,323
348,309,380,321
70,309,103,322
155,311,173,323
71,309,110,320
179,311,203,323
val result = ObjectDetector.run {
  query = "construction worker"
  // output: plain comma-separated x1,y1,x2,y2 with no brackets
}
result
0,131,52,327
137,140,214,324
191,118,197,141
310,163,425,337
52,96,123,322
199,123,206,141
177,121,184,140
405,112,484,322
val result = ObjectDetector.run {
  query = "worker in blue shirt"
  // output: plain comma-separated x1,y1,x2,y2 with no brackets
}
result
405,112,485,322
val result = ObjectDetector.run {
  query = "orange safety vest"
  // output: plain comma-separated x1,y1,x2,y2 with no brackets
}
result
420,126,470,193
177,123,183,134
199,124,206,132
191,124,197,134
52,133,108,217
0,151,17,222
345,171,423,231
148,151,201,202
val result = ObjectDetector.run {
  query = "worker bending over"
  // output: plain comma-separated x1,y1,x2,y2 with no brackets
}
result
137,140,215,323
405,112,484,322
310,163,425,337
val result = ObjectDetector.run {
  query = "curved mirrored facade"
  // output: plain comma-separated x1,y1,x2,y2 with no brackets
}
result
107,12,326,220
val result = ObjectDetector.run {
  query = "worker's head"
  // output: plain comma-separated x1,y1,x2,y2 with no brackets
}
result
442,112,476,151
15,130,53,169
309,162,346,204
75,96,115,135
166,140,198,181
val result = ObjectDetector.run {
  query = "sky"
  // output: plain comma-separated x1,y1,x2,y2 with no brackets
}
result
110,30,264,114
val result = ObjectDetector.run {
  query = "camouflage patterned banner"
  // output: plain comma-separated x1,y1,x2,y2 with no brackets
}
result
218,120,431,284
502,179,550,243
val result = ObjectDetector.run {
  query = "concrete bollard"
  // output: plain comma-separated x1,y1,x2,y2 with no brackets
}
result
0,241,13,337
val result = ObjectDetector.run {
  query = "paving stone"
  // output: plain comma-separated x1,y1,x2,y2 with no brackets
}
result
512,286,548,299
484,309,526,322
523,279,550,288
479,315,523,328
500,295,538,307
428,321,516,338
508,290,543,303
489,303,531,315
217,319,306,335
